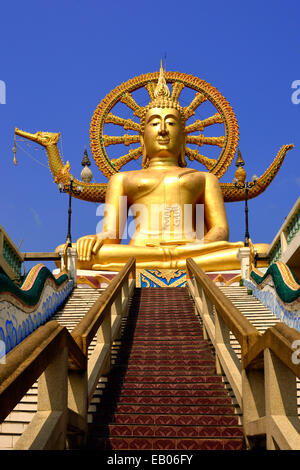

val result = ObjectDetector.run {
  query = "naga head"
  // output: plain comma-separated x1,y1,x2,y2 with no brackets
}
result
15,128,60,147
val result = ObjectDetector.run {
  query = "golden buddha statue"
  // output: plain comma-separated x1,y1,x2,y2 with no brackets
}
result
75,64,267,272
14,64,293,272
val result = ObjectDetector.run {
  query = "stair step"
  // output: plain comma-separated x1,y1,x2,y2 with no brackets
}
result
87,287,243,450
100,404,239,415
92,423,244,438
88,436,244,450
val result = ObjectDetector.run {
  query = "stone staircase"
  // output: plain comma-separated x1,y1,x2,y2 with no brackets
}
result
86,288,245,450
0,287,104,450
219,286,280,359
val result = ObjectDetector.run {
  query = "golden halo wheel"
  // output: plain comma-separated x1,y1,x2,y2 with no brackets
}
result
90,71,239,179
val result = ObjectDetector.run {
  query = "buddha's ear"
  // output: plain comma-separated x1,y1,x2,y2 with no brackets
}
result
179,135,187,167
139,134,148,167
141,145,148,168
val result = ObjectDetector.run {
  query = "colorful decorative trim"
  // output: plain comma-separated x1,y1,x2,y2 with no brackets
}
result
77,274,111,289
250,262,300,304
244,261,300,332
286,207,300,245
0,264,73,357
269,240,282,265
2,239,22,278
0,224,24,282
136,269,186,288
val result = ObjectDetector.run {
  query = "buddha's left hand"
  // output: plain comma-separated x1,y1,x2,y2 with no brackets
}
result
76,232,114,261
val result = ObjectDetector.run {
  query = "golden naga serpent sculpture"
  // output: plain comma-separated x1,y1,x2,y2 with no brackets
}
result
15,71,293,203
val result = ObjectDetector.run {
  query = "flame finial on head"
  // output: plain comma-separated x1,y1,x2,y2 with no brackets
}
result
140,61,187,169
140,61,186,133
154,60,170,99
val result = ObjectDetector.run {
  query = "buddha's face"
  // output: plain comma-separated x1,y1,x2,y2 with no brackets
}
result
141,107,185,162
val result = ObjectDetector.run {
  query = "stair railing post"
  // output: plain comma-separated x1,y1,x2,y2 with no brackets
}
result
237,247,251,281
264,348,299,450
242,366,265,449
37,344,69,449
111,290,123,340
121,273,130,319
186,265,195,301
214,309,230,375
214,309,243,408
67,367,88,449
201,290,215,343
14,343,69,450
193,278,203,316
98,306,112,376
86,305,112,403
122,274,129,302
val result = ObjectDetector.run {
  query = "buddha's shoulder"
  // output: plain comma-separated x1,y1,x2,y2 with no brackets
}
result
108,168,216,182
107,171,138,183
177,168,209,182
114,169,155,181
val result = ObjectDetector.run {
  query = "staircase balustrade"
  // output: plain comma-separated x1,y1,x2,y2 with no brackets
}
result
0,258,136,450
2,255,300,450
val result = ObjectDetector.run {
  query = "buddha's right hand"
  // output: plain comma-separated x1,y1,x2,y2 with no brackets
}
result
76,233,110,261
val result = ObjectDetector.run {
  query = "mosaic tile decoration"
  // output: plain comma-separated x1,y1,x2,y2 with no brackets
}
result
244,278,300,332
0,268,73,358
136,269,186,288
0,225,23,281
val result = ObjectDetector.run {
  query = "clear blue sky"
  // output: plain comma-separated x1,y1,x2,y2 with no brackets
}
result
0,0,299,270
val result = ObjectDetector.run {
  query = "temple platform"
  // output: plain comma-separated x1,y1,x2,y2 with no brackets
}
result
53,267,243,288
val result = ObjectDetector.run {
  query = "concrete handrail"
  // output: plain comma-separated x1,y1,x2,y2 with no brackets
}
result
0,321,85,422
186,258,300,450
71,257,136,355
22,252,61,261
186,258,260,362
242,322,300,450
0,320,86,449
0,257,136,450
244,322,300,376
267,196,300,257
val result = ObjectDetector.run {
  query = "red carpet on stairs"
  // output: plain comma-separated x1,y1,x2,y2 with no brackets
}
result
87,287,244,450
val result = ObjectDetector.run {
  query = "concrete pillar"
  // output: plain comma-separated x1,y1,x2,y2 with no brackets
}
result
67,247,78,284
280,230,288,254
238,247,251,280
59,247,78,285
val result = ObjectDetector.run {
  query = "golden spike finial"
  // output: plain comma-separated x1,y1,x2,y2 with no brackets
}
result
235,148,245,167
154,60,170,99
13,132,17,166
234,148,246,184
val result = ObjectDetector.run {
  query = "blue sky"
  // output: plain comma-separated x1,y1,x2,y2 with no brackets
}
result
0,0,299,270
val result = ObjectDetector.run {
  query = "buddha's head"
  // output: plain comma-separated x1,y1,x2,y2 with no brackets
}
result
140,64,187,167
